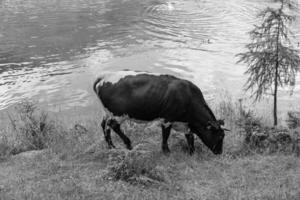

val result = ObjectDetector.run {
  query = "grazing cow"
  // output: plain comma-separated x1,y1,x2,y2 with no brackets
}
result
93,70,227,154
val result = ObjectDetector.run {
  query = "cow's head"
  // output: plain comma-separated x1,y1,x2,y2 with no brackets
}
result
195,120,227,154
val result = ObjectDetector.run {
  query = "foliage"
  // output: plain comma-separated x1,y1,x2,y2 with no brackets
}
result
104,149,165,185
245,127,299,155
235,104,300,156
7,100,56,154
236,0,300,125
286,111,300,129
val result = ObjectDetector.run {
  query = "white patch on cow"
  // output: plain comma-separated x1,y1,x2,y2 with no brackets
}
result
96,70,160,86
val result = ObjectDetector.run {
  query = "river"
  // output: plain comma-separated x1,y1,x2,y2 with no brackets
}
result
0,0,299,121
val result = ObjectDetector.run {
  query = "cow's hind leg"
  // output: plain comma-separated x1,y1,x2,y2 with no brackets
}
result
101,119,115,149
107,119,132,150
185,133,195,155
161,124,172,154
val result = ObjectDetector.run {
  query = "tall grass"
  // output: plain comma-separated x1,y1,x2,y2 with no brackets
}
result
5,100,56,154
0,100,102,159
212,92,300,156
0,134,11,158
0,98,299,200
286,111,300,129
1,96,299,158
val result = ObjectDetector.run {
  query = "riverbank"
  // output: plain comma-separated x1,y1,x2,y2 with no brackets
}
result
0,100,299,200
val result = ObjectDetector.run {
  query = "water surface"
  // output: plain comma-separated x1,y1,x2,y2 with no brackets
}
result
0,0,299,118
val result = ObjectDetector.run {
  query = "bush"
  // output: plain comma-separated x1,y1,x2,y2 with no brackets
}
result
237,109,262,144
104,148,165,185
219,97,300,156
239,125,300,156
2,100,101,159
7,100,56,154
286,111,300,129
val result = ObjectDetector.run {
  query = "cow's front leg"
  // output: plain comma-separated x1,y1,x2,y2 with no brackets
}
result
107,119,132,150
161,124,172,153
185,133,195,155
101,119,115,149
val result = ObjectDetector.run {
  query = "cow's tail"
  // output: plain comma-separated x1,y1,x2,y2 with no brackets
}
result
93,77,103,95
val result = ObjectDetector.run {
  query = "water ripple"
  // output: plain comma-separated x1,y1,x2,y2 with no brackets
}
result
0,0,299,113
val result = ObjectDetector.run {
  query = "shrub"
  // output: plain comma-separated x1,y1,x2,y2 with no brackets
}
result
240,125,300,156
286,111,300,129
104,148,165,185
237,109,262,144
7,100,56,154
217,96,300,156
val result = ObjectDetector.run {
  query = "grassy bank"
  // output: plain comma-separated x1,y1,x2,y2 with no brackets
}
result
0,99,299,200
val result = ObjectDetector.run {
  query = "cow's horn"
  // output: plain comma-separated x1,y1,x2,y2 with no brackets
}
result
220,125,230,131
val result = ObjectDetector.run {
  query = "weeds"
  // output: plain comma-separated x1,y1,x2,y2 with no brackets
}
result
0,134,11,159
0,100,101,159
6,100,56,154
286,111,300,129
104,148,166,185
50,122,100,160
213,94,299,156
237,112,300,156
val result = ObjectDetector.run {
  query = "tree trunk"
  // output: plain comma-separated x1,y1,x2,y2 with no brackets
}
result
273,8,282,127
274,65,278,126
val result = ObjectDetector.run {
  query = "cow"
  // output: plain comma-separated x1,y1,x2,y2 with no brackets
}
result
93,70,227,155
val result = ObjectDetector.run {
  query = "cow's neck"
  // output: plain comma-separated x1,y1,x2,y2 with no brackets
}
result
190,102,216,130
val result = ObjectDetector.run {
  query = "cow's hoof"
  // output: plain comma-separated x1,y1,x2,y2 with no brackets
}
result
126,144,133,150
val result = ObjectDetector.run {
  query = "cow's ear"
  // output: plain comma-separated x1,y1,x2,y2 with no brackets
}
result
218,119,225,126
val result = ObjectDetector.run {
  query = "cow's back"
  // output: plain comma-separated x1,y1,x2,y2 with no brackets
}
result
94,72,193,121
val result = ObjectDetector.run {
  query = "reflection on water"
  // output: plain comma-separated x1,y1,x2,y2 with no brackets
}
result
0,0,299,114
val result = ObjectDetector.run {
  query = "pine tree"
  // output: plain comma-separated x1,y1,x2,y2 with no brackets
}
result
237,0,300,126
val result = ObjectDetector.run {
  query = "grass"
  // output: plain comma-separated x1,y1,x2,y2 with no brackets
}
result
3,100,57,155
286,111,300,129
0,98,299,200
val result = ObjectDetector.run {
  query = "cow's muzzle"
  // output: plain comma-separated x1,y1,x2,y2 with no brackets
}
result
212,140,223,155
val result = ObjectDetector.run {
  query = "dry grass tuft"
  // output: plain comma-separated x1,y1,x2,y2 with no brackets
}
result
287,111,300,129
0,134,11,159
1,100,56,156
104,148,166,185
48,122,101,160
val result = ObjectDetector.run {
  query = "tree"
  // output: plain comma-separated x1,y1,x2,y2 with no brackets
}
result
236,0,300,126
